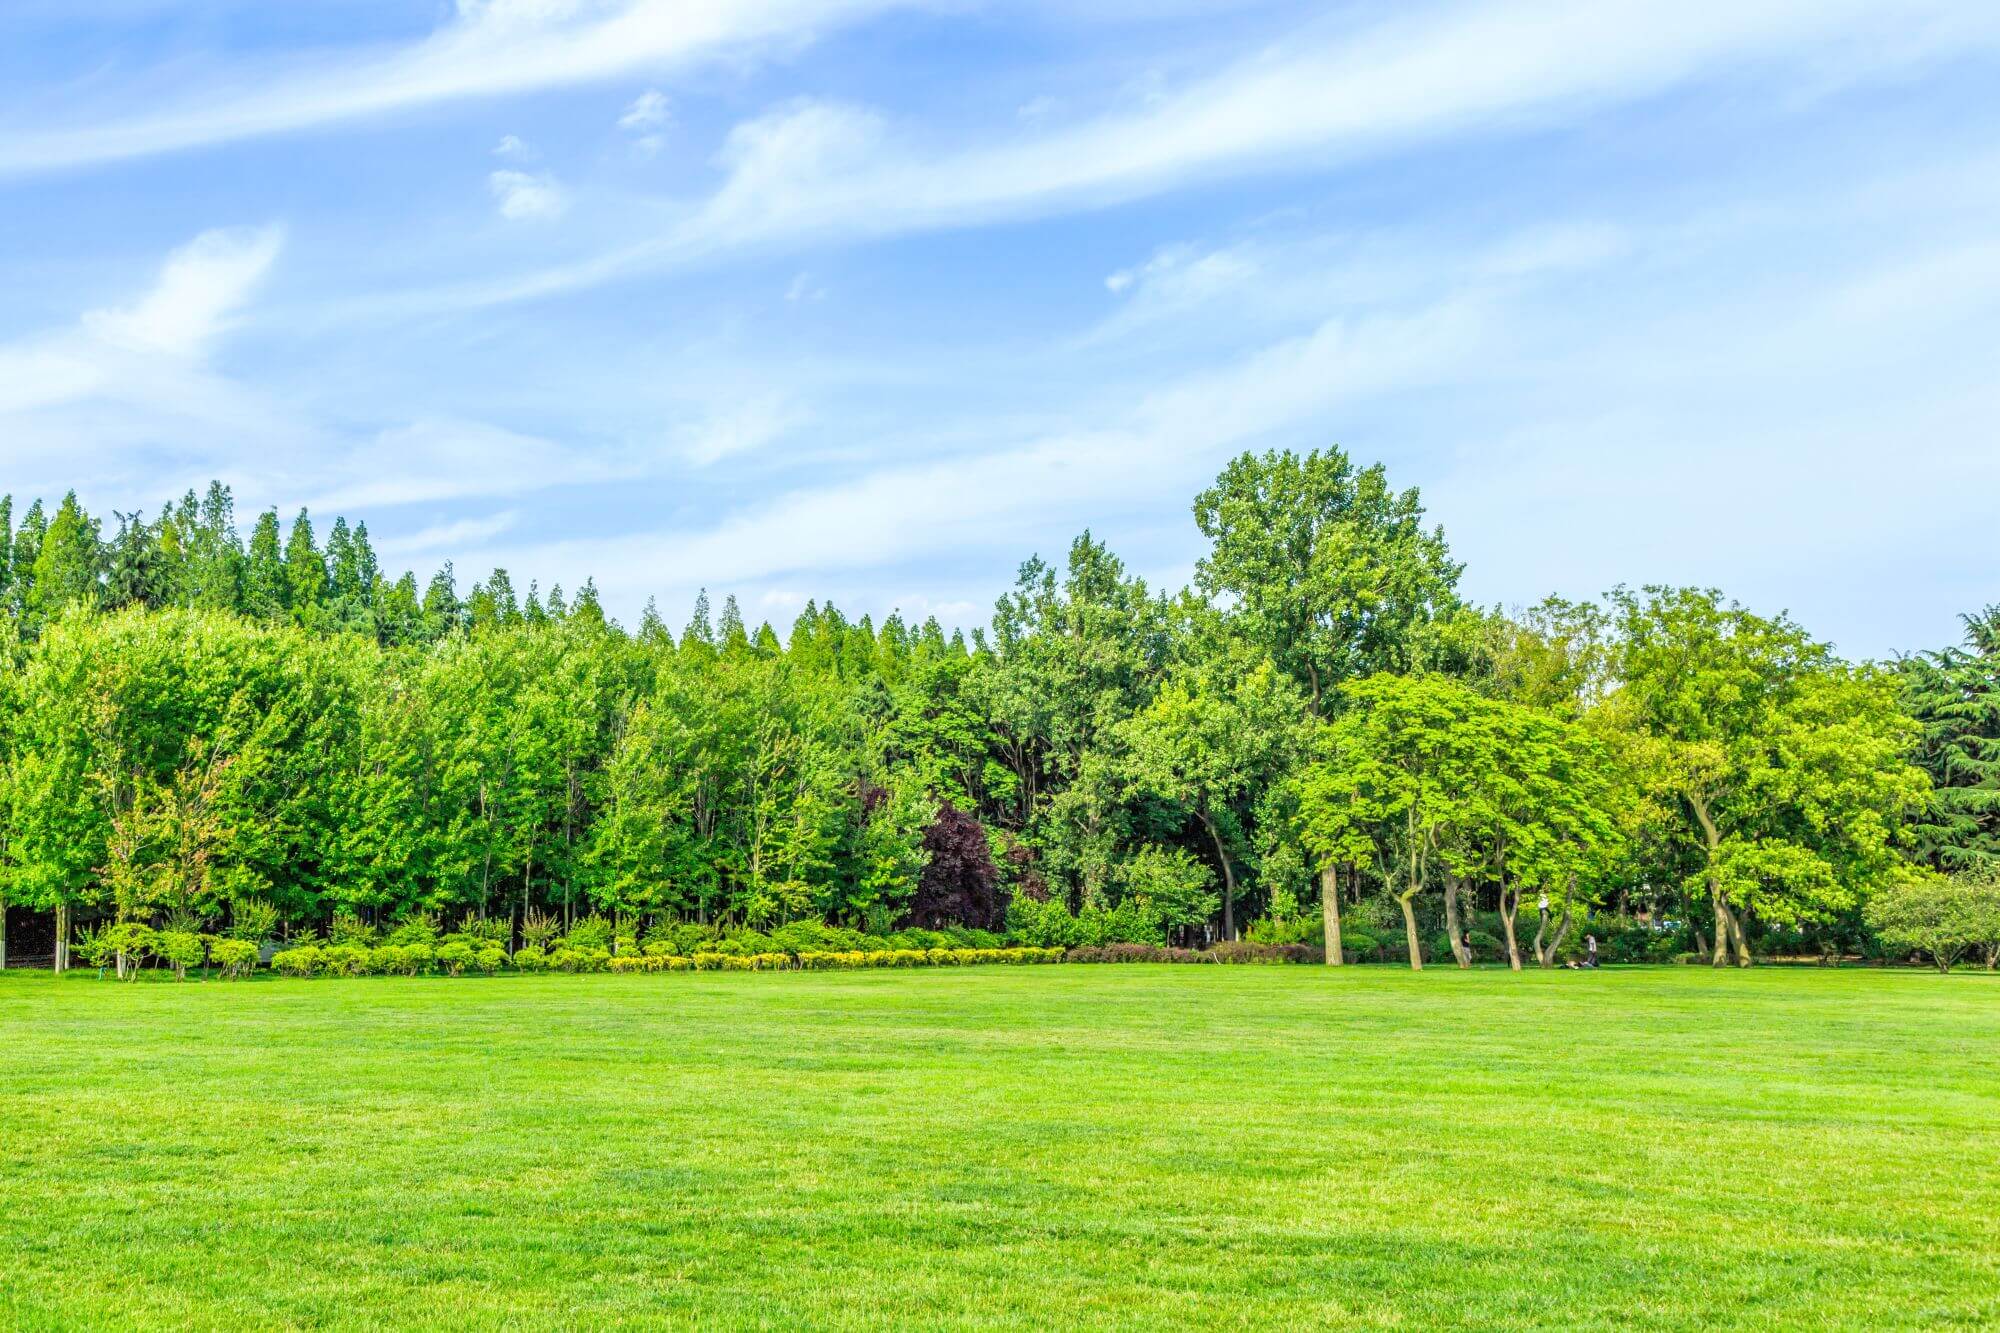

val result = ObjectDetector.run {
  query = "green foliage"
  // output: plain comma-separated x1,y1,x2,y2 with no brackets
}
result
155,929,206,979
224,899,279,943
207,936,259,978
1864,869,2000,972
0,473,1968,974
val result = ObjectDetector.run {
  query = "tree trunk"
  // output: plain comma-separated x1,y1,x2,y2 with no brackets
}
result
1320,864,1343,966
55,902,69,974
1498,887,1522,971
1201,811,1237,942
0,904,7,970
1726,902,1752,967
1536,903,1573,967
1398,891,1423,970
1443,875,1470,968
1710,889,1733,968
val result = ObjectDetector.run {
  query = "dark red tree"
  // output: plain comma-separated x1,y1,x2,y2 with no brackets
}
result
910,802,1004,930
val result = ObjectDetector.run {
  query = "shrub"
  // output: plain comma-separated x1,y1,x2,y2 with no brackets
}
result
271,945,324,977
207,936,259,979
435,940,476,976
550,946,610,974
557,916,613,954
645,921,719,957
1120,846,1216,941
1338,930,1381,961
224,899,279,944
150,929,204,981
1246,915,1320,946
1866,871,1990,972
473,946,509,974
451,914,512,947
511,945,548,972
520,908,561,951
715,929,775,957
383,912,440,949
328,911,376,949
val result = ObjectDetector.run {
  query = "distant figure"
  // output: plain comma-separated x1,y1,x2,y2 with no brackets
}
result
1585,934,1598,968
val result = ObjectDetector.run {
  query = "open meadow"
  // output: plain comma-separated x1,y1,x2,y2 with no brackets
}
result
2,964,1996,1329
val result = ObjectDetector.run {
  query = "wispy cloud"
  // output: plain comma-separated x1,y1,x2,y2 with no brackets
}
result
371,0,2000,316
0,225,282,414
375,510,521,559
619,89,671,131
0,0,909,176
488,169,568,220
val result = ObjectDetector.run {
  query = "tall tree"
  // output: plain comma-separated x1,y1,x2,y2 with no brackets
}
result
1193,447,1463,714
1609,587,1927,966
1901,606,2000,874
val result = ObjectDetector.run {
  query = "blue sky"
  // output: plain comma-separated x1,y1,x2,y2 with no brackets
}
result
1,0,1996,657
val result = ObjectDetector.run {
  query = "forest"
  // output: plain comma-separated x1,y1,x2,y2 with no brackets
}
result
1,447,1995,976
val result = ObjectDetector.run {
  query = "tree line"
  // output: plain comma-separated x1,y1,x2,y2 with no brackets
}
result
1,451,1994,973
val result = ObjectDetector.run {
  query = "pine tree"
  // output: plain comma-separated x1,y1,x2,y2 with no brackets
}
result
639,597,667,644
1903,606,2000,873
718,595,749,655
185,481,243,612
682,589,714,650
105,510,167,609
423,562,462,639
571,579,606,626
0,495,14,613
243,510,287,619
283,509,326,618
27,491,104,625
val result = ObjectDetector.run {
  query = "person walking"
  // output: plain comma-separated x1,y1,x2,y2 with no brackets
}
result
1585,933,1598,968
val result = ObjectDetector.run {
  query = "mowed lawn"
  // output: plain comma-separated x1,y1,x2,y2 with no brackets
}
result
2,966,1997,1329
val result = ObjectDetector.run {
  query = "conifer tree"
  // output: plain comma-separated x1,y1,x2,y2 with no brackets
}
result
283,509,326,619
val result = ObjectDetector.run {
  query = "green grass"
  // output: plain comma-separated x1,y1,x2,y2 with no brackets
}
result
2,965,1997,1329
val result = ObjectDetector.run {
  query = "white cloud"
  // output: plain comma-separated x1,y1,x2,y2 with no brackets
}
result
0,0,909,175
488,169,568,220
0,226,282,414
619,89,671,131
389,0,2000,315
306,419,629,511
375,510,521,558
678,395,807,466
784,271,825,302
492,134,534,158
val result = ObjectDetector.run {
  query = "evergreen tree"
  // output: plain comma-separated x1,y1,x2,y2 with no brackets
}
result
28,491,104,626
283,509,326,619
1903,606,2000,873
243,509,287,619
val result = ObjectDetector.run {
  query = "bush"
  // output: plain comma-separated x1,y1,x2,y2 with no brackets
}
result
271,945,324,977
1209,941,1323,965
549,946,610,974
1338,930,1381,961
1246,915,1320,946
1865,871,1999,972
435,940,476,976
207,936,259,979
473,946,509,974
557,916,613,954
224,899,279,945
383,913,440,949
450,914,512,948
511,945,549,973
153,930,205,981
328,911,377,949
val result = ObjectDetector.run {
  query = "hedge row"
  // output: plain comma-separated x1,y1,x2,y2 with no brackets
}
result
609,947,1067,972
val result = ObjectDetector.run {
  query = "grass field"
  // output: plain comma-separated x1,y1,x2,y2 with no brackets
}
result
2,965,1996,1329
